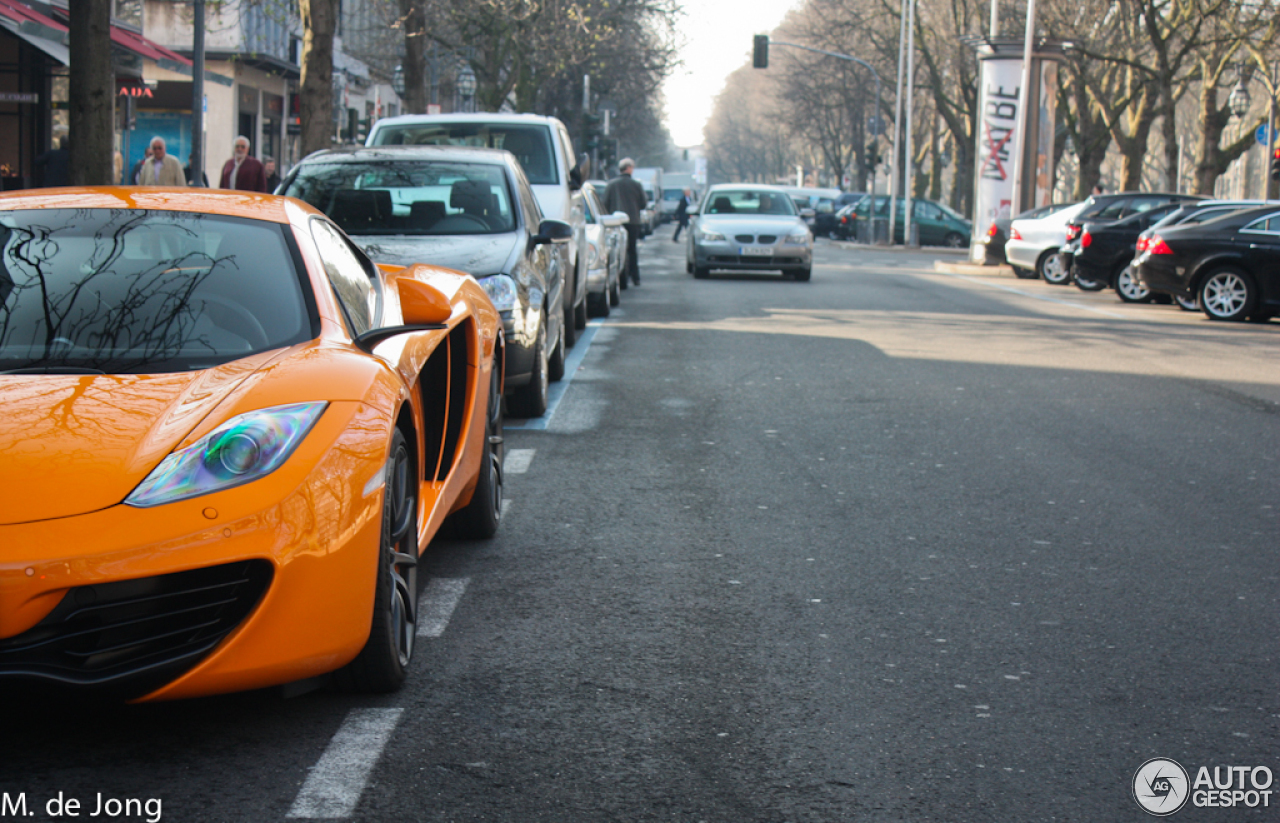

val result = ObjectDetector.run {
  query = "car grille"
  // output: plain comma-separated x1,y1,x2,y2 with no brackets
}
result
0,560,272,696
735,234,754,243
758,235,778,244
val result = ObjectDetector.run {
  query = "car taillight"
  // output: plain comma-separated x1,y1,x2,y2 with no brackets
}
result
1136,235,1148,252
1147,234,1172,255
1065,224,1081,241
1010,227,1023,241
1080,229,1092,249
987,223,998,238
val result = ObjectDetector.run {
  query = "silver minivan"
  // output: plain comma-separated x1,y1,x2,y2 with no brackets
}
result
367,113,592,351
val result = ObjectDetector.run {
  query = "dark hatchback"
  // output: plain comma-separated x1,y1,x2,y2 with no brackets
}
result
1133,205,1280,322
1066,203,1180,297
280,145,574,416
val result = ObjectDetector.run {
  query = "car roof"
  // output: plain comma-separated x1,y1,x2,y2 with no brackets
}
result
708,184,797,194
298,145,515,166
371,112,567,128
0,187,316,223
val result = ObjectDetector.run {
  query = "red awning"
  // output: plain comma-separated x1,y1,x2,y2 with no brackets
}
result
0,0,191,69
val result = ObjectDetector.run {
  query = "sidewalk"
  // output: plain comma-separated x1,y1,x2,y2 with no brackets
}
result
827,239,1017,277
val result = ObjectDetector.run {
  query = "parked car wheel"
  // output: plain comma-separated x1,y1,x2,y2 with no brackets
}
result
548,315,565,382
1175,294,1199,311
693,266,710,279
334,427,418,693
1199,268,1255,321
1011,266,1038,280
1115,264,1152,303
574,291,589,329
943,232,966,248
588,290,611,318
510,319,550,417
609,276,620,307
793,267,812,282
1073,272,1106,291
447,361,504,539
1038,251,1071,285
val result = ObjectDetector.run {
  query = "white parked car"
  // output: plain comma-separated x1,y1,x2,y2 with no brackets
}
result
581,182,629,317
365,112,592,350
1005,201,1086,283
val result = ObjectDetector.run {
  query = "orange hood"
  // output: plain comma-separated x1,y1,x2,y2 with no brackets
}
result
0,355,279,526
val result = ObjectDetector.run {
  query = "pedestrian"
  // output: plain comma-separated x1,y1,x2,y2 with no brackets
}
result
130,145,152,185
264,157,281,192
34,137,70,187
672,187,693,242
603,157,647,286
136,137,186,186
185,153,209,187
219,136,268,192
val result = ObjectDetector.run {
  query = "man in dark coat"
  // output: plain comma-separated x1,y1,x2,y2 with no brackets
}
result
603,158,647,286
671,187,693,242
35,138,70,187
219,136,268,192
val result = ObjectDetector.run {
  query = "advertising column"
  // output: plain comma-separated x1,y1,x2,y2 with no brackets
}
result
971,49,1022,262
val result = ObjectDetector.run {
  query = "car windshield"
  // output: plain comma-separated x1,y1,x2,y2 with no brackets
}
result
367,123,558,185
283,160,517,236
0,209,313,374
705,190,797,216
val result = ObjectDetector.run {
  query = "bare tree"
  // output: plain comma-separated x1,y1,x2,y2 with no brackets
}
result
299,0,338,156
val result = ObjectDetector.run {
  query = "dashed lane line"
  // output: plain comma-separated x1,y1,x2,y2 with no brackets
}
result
505,319,605,431
287,708,404,819
504,448,536,474
417,577,470,638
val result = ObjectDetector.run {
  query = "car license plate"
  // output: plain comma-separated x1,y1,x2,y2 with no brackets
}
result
741,246,772,256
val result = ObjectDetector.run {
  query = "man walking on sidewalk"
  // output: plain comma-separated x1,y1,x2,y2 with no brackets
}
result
604,158,647,286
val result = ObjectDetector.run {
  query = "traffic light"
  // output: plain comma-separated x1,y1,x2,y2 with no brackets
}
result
865,141,880,170
752,35,769,69
1272,146,1280,181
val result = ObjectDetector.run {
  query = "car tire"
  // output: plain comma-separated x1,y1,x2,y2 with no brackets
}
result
609,272,621,307
587,290,610,318
510,319,549,417
562,303,577,347
1011,265,1037,280
693,266,709,279
686,259,693,274
334,427,418,693
574,291,588,330
1199,267,1256,321
1073,271,1106,291
447,358,504,539
547,312,565,382
1115,264,1152,303
943,232,966,248
1175,294,1198,311
793,267,812,282
1038,251,1071,285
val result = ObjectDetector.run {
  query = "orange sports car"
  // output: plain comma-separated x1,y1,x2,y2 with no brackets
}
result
0,187,506,701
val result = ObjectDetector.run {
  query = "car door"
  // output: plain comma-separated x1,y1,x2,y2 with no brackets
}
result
1237,212,1280,297
913,201,945,245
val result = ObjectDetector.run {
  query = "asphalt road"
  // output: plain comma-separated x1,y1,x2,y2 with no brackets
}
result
3,235,1277,823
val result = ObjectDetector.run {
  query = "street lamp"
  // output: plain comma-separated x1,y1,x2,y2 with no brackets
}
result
456,63,476,113
1229,63,1252,119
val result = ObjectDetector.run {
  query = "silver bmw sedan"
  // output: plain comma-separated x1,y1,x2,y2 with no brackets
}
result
686,184,814,281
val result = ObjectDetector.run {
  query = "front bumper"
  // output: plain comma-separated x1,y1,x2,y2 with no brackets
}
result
586,265,609,294
0,400,389,700
693,242,812,271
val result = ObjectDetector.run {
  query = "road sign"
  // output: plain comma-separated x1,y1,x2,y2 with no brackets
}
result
1256,124,1277,147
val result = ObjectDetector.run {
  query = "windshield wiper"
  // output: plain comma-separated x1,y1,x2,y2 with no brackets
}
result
0,366,108,375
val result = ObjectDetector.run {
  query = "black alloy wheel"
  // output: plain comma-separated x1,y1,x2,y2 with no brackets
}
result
335,428,418,693
943,232,966,248
1073,271,1107,291
448,356,504,539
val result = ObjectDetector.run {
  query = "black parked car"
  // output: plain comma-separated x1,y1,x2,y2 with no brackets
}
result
1133,205,1280,322
280,145,574,416
1065,203,1180,297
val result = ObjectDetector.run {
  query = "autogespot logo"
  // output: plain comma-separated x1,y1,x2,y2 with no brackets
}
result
1133,758,1190,816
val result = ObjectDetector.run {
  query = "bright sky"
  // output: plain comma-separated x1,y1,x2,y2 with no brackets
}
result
663,0,806,147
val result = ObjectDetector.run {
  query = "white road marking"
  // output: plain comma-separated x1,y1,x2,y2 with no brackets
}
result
505,319,605,431
417,577,469,638
504,448,536,474
287,708,404,819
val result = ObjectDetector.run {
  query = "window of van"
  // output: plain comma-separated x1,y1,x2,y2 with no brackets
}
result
368,123,559,185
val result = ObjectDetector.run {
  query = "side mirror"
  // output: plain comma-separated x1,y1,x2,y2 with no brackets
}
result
397,274,454,325
602,210,629,228
569,154,588,191
531,218,574,246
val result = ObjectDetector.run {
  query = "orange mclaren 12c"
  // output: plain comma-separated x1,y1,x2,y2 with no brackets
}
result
0,188,505,701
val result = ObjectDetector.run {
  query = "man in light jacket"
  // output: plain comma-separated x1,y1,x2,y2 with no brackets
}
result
136,137,186,186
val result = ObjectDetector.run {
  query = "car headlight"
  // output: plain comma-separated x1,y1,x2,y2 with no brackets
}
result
478,273,518,312
699,227,725,242
586,241,601,269
786,230,810,244
126,402,328,507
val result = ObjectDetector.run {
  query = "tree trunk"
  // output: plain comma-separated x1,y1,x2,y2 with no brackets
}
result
67,0,113,185
300,0,337,157
1193,75,1262,195
399,0,426,114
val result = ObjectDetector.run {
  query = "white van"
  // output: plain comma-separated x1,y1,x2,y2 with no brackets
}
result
366,113,591,352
